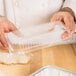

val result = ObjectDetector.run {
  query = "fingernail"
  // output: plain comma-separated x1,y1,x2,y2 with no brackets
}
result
61,35,67,40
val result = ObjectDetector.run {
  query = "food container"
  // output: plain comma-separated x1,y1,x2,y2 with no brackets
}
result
0,45,31,76
30,65,76,76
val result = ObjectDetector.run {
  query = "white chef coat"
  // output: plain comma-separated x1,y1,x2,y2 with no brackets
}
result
4,0,63,27
0,0,76,44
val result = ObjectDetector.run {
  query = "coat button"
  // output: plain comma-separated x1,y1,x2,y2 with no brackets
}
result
15,1,19,6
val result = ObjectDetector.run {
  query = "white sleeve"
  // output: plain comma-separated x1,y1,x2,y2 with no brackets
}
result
63,0,76,18
0,0,5,16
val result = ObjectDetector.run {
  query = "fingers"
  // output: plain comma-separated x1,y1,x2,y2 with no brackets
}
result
51,14,63,22
1,20,17,33
12,29,24,37
61,31,72,40
0,31,8,49
7,21,17,32
62,15,75,40
50,14,63,31
6,21,24,37
0,17,17,50
50,14,62,32
0,42,8,50
64,16,75,34
51,12,75,40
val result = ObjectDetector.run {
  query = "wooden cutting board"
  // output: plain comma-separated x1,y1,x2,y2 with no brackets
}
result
0,44,76,76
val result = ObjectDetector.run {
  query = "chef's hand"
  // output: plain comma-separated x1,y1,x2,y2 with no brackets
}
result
0,16,21,50
51,11,75,40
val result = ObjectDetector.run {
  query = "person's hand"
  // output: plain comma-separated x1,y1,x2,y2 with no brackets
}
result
51,11,75,40
0,16,20,50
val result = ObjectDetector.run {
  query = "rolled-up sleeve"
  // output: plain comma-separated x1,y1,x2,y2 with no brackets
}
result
63,0,76,18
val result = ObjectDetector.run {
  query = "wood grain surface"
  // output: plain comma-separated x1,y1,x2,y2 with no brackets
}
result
0,44,76,76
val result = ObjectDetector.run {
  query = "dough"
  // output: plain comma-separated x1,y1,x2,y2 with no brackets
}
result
0,50,30,64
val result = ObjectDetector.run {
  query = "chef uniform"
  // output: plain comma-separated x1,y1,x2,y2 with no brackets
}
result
0,0,75,76
0,0,76,45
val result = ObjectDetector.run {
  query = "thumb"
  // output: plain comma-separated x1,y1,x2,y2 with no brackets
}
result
49,25,55,31
49,21,59,31
12,29,24,37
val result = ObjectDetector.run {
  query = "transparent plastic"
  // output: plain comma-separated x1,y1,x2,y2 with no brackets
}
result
0,22,76,64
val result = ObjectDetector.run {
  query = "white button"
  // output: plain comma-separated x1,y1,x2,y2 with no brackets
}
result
15,1,19,6
42,3,47,8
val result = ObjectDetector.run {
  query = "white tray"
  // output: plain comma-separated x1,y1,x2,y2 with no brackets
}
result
30,65,76,76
